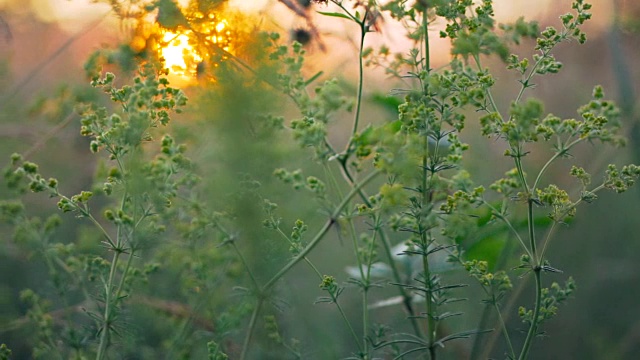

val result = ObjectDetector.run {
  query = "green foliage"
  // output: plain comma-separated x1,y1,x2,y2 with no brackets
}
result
207,340,229,360
1,0,638,359
0,344,12,360
519,277,576,325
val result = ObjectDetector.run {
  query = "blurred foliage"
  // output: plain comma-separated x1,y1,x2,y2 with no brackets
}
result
1,0,640,359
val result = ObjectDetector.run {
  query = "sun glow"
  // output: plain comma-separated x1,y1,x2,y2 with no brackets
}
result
149,5,234,81
160,31,202,77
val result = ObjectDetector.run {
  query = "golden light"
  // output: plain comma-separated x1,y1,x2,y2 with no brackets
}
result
160,31,202,78
143,3,236,82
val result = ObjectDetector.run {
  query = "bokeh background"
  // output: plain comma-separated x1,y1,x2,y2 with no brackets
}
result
1,0,640,359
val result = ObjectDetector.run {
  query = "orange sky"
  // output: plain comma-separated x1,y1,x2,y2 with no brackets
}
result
0,0,618,93
0,0,614,32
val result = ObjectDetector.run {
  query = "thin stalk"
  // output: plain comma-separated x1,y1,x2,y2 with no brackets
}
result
532,138,582,190
244,168,377,356
494,302,516,360
421,150,437,360
378,224,424,338
516,197,541,360
269,221,365,354
113,196,140,304
511,25,574,112
345,216,370,355
538,183,606,259
336,296,364,354
272,207,364,354
423,255,436,360
478,275,530,359
231,242,261,290
364,215,380,281
527,200,537,264
470,304,493,359
362,289,368,359
96,249,121,360
351,18,367,138
305,258,323,278
512,51,548,108
517,270,542,360
481,201,532,259
96,170,130,360
327,2,367,141
472,54,501,116
262,169,379,292
423,9,430,73
514,151,530,193
324,162,345,199
239,298,264,360
113,250,135,307
62,201,116,249
537,222,558,266
469,226,518,360
348,219,366,283
305,249,364,353
420,9,437,359
361,217,381,358
330,2,424,341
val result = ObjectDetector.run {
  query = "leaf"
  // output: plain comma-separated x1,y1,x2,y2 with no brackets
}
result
371,93,402,114
392,242,460,274
435,329,493,346
304,71,324,86
355,124,374,146
465,236,506,270
317,11,352,20
385,119,402,133
475,205,494,227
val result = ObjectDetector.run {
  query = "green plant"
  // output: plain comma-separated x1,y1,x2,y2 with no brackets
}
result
1,0,639,359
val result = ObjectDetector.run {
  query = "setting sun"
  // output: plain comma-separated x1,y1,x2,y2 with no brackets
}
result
160,31,202,77
150,4,234,81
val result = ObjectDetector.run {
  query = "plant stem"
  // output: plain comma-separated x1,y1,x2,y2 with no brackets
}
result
518,269,542,360
338,138,424,341
378,226,424,338
239,298,264,360
532,138,581,190
518,199,541,360
351,17,367,138
495,302,516,360
472,54,501,116
262,169,379,292
348,216,366,283
527,200,537,264
231,242,261,290
335,296,363,354
96,250,121,360
305,255,364,353
423,8,430,73
514,149,530,192
481,200,532,259
538,183,605,259
346,216,369,356
421,8,437,359
478,273,530,359
96,172,132,359
421,149,437,360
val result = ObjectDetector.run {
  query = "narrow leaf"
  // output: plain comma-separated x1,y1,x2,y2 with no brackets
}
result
317,11,352,20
